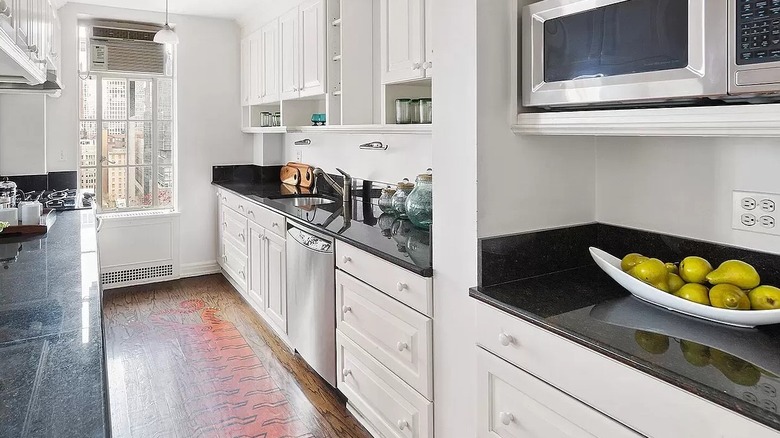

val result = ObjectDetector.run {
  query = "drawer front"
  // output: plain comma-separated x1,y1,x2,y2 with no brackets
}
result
477,347,640,438
247,204,286,238
337,271,433,399
222,238,247,291
337,332,433,438
222,207,248,252
336,241,432,317
221,190,247,215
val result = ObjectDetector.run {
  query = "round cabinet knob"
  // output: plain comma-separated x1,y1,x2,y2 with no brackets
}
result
423,61,433,69
498,332,514,347
396,282,408,292
342,305,352,314
411,62,421,70
499,411,514,426
342,368,352,377
342,256,352,264
397,341,408,351
397,420,409,430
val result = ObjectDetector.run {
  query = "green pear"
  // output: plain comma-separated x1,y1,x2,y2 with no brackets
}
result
706,260,760,290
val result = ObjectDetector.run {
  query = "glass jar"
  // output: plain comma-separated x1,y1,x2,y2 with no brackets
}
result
273,112,281,127
378,213,396,238
409,99,421,124
378,186,397,214
405,170,433,229
391,179,415,218
419,98,432,124
260,111,273,127
0,178,17,208
395,99,411,124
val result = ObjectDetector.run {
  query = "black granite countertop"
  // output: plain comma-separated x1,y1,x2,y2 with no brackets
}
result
212,166,432,277
0,210,109,437
473,224,780,431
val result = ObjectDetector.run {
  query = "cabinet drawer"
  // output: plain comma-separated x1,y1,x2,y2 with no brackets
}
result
336,270,433,399
247,204,286,238
222,238,247,291
337,332,433,438
336,241,432,317
220,189,248,215
477,347,640,438
222,207,248,252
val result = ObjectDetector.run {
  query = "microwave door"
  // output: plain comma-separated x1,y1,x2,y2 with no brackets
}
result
522,0,729,108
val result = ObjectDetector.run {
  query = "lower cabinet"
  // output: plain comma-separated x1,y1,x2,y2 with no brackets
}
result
222,238,248,291
477,348,641,438
247,221,266,311
263,230,287,333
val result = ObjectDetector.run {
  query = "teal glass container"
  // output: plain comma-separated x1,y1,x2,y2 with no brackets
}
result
391,179,415,218
405,171,432,229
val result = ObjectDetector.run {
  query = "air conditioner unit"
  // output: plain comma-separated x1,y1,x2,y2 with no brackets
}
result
90,25,166,75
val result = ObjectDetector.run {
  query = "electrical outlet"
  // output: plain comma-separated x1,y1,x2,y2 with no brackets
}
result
296,149,303,163
733,191,780,236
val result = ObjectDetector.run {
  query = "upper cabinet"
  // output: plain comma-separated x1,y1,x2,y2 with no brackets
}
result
260,20,280,104
0,0,59,86
380,0,432,84
298,0,326,98
279,7,300,101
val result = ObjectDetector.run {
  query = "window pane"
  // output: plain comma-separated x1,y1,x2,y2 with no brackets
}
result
129,166,153,208
158,121,173,165
80,76,96,119
128,122,152,165
102,78,127,120
158,79,173,120
128,79,153,120
80,168,97,191
158,166,174,208
102,167,127,209
102,122,127,166
79,121,97,166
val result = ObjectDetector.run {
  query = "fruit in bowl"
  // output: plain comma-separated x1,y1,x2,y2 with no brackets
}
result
748,285,780,310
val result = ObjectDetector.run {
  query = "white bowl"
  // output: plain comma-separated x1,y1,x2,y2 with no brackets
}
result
589,247,780,328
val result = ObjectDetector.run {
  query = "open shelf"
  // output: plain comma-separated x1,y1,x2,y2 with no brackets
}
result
242,124,431,135
512,103,780,137
241,126,288,134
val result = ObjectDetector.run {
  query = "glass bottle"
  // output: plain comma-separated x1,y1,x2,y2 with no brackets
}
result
378,186,397,214
395,99,411,124
405,170,433,229
391,179,415,218
409,99,421,124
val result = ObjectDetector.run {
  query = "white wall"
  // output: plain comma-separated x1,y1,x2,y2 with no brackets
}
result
597,136,780,255
47,3,252,271
277,132,432,184
0,95,48,175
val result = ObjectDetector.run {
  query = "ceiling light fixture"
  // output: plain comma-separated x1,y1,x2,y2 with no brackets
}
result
154,0,179,45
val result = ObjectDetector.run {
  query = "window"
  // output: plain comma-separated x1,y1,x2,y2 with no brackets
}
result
78,26,175,211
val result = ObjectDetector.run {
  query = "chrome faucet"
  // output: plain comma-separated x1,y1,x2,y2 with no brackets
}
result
313,168,352,204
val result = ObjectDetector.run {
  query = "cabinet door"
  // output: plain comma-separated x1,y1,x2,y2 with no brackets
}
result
477,348,641,438
240,37,251,105
0,0,16,38
16,0,30,51
298,0,326,97
247,222,265,312
217,190,225,267
264,231,287,333
380,0,425,84
249,32,262,105
423,0,433,78
260,20,280,104
279,7,300,100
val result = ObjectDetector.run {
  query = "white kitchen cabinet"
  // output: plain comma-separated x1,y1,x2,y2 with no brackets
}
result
279,7,300,100
249,32,262,105
477,348,641,438
298,0,326,97
0,0,57,85
240,38,251,105
423,0,433,77
247,221,266,312
264,230,287,333
260,20,280,104
380,0,430,84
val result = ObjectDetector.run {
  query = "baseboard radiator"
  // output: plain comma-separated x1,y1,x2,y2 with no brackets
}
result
98,211,181,289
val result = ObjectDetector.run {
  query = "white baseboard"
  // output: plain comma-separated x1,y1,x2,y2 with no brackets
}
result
180,261,221,278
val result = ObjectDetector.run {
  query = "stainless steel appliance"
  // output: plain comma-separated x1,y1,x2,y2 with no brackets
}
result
286,223,336,387
522,0,780,108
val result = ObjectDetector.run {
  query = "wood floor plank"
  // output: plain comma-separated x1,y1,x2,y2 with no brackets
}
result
103,274,371,438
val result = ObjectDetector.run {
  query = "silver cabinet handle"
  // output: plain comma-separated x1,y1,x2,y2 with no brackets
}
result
95,216,103,233
396,282,408,292
499,412,514,425
498,332,514,347
397,420,409,430
239,232,245,241
239,270,245,279
411,62,421,70
423,61,433,69
248,210,255,217
272,222,279,228
0,1,10,17
27,45,38,54
223,255,228,262
342,368,352,377
238,204,245,211
342,305,352,314
222,222,227,229
396,341,408,351
342,256,351,264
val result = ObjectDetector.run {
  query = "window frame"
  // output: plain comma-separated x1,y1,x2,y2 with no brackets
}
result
78,71,176,213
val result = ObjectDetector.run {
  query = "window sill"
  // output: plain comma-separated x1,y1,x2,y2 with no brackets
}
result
97,209,180,220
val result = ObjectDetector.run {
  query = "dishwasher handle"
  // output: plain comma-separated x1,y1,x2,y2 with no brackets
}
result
288,227,333,253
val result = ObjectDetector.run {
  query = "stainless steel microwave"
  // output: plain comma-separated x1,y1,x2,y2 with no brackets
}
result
522,0,780,108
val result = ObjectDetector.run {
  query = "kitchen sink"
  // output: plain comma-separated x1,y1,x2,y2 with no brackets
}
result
270,197,337,208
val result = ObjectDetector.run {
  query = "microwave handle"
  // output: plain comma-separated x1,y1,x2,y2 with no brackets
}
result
573,73,606,80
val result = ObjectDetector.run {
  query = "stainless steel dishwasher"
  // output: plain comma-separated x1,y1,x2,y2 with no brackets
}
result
286,223,336,387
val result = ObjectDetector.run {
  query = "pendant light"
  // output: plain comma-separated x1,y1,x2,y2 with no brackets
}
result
154,0,179,45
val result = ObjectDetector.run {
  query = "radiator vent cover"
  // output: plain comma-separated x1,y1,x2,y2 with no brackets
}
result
102,264,174,285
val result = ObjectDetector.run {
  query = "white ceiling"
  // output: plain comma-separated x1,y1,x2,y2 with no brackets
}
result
54,0,264,20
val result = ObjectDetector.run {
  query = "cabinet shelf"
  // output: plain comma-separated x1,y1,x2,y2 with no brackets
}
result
512,103,780,137
241,124,432,135
242,126,287,134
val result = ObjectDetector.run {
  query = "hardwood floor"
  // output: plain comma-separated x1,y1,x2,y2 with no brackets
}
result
103,274,371,438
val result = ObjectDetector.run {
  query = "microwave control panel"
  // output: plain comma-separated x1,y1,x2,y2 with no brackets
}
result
738,0,780,64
